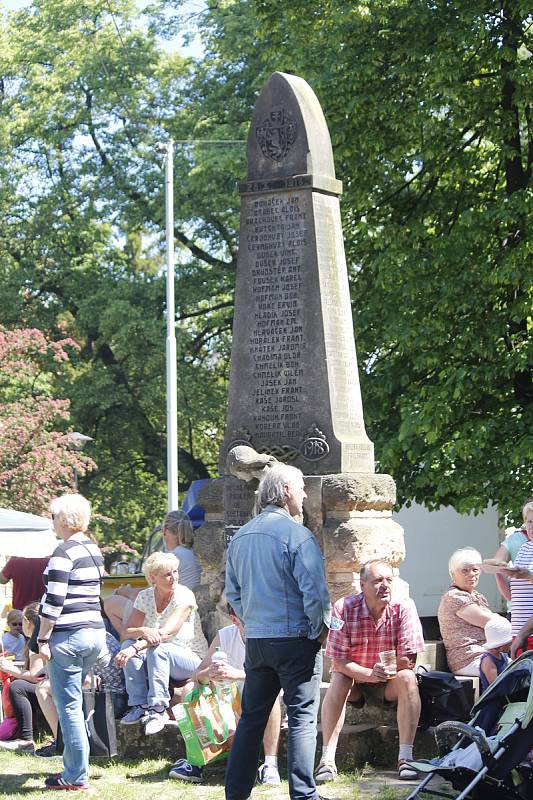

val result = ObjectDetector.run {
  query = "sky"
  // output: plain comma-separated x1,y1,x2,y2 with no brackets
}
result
1,0,205,58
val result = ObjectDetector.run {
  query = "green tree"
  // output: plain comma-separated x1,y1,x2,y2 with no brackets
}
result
0,0,236,547
192,0,533,517
0,326,95,513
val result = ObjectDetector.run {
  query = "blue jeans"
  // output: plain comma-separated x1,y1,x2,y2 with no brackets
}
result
122,640,200,708
225,637,322,800
47,627,106,786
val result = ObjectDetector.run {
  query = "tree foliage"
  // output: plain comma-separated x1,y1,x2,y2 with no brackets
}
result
187,0,533,517
0,0,234,548
0,0,531,543
0,326,95,513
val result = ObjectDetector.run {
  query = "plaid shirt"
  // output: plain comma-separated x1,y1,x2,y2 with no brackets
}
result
325,593,424,670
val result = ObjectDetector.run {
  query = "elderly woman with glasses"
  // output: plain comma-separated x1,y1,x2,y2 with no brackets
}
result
116,552,201,735
438,547,499,676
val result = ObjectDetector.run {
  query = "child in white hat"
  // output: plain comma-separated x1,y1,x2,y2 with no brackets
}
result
479,616,512,693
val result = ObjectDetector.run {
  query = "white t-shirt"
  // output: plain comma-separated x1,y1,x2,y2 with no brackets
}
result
510,541,533,635
134,584,197,648
218,624,245,691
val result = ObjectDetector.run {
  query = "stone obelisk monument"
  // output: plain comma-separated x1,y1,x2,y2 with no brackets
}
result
195,73,405,638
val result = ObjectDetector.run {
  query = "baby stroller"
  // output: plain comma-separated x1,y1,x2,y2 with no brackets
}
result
405,651,533,800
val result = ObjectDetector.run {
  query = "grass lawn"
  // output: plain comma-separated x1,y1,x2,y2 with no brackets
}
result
0,751,409,799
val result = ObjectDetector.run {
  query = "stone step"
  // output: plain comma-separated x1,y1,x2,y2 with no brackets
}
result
116,717,437,769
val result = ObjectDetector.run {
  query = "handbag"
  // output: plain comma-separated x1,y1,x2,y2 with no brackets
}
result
57,674,118,758
175,682,241,766
417,666,472,730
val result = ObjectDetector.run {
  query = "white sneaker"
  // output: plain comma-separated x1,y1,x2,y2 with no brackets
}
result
120,706,148,725
144,709,166,735
257,762,281,785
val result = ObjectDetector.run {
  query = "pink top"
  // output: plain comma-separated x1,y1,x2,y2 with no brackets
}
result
438,586,488,672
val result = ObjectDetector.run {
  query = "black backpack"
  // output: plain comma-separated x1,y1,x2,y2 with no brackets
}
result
417,667,472,730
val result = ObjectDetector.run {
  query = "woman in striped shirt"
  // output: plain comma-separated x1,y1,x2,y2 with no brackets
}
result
38,493,105,791
503,504,533,641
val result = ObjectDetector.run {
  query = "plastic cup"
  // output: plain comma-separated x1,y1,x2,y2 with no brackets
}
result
379,649,397,679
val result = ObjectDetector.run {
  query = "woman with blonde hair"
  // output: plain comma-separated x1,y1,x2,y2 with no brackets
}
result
116,552,200,735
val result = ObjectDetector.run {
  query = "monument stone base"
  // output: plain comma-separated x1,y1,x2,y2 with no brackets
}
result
193,472,406,642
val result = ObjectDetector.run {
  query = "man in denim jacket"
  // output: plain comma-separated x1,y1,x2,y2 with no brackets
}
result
225,464,331,800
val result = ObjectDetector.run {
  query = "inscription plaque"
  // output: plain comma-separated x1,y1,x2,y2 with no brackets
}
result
220,71,374,485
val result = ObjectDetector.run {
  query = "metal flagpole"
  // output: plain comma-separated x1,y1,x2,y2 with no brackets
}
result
159,140,178,511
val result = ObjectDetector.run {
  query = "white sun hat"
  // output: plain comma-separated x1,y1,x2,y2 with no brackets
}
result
484,616,512,650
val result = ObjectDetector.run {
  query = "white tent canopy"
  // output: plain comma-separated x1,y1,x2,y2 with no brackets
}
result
0,508,58,558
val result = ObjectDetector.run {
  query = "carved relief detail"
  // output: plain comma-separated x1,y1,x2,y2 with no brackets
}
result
300,424,330,462
256,108,297,161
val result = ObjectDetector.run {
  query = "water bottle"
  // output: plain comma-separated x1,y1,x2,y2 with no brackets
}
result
211,646,233,702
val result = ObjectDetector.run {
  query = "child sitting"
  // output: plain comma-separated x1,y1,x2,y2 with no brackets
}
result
479,616,512,693
2,609,25,660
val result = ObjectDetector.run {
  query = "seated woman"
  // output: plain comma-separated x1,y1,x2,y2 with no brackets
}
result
438,547,498,676
0,602,58,752
162,510,202,591
116,552,201,735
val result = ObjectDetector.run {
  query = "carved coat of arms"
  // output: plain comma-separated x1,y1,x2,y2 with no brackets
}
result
256,108,297,161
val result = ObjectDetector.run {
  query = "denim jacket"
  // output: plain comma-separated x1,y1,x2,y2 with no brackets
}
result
225,505,331,640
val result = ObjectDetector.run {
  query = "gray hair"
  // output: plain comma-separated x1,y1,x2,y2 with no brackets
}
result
143,552,180,586
448,547,482,580
360,559,392,582
50,493,91,532
522,501,533,520
162,510,194,548
256,463,304,509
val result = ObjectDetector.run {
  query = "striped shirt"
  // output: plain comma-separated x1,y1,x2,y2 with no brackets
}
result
41,533,104,631
510,541,533,636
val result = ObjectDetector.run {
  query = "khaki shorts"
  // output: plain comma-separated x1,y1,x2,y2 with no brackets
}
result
348,681,397,707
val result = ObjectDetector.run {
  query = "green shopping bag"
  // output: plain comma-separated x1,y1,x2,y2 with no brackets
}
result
175,683,241,766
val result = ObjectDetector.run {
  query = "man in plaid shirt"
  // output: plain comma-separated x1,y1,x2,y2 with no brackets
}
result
316,559,424,782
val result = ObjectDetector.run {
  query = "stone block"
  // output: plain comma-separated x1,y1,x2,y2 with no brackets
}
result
303,475,324,546
417,640,448,672
323,517,405,573
117,721,183,761
317,723,378,769
194,522,226,573
197,478,225,515
322,474,396,511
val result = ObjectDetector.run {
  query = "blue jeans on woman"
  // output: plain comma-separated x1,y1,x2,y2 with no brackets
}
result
225,636,322,800
47,627,106,787
121,640,200,708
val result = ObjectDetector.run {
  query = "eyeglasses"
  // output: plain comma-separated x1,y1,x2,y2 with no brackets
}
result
10,622,23,627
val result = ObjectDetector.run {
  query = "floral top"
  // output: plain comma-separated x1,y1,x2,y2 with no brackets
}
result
438,586,489,672
133,584,196,649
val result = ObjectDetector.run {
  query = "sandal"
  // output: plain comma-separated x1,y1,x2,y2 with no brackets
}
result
314,760,338,783
398,759,418,780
